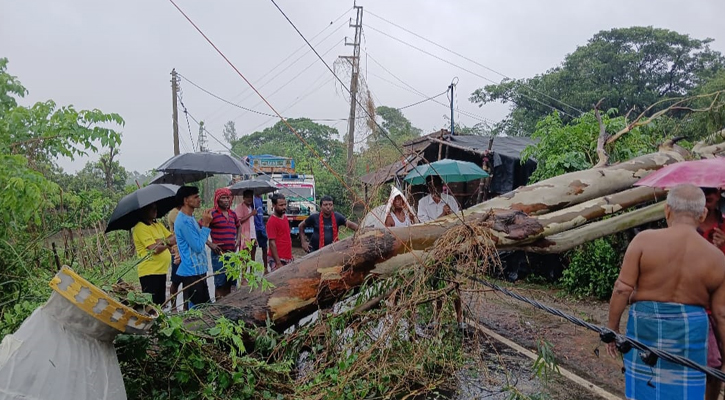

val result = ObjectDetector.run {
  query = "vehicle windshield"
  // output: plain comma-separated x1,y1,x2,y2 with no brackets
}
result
278,187,313,200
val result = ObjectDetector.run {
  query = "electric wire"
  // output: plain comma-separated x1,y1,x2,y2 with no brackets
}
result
459,271,725,383
363,54,496,125
177,71,447,124
201,8,352,123
177,83,196,151
169,0,468,262
266,0,474,232
364,24,575,119
365,9,585,115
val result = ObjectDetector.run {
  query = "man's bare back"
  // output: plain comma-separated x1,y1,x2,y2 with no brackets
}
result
627,226,725,308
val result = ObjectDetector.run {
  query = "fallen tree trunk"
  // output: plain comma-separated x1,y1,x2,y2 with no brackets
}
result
207,151,685,330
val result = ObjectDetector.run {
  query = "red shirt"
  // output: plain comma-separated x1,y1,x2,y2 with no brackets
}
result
698,212,725,254
266,215,292,260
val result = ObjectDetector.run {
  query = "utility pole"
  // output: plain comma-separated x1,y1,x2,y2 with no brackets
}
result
171,69,180,155
341,4,363,183
196,121,211,204
449,82,455,136
197,121,207,152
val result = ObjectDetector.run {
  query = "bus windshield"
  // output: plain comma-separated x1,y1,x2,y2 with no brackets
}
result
277,186,313,199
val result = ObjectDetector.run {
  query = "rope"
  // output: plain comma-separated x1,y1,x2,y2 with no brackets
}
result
458,271,725,383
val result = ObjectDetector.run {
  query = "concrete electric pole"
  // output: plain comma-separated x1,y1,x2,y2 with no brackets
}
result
341,4,363,184
171,69,180,156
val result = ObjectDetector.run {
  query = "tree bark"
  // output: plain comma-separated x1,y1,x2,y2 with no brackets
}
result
202,150,685,330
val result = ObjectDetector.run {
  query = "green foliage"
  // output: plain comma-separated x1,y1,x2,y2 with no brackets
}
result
560,238,623,300
0,57,124,327
368,105,422,146
231,118,354,212
533,339,560,384
117,312,292,400
471,26,725,136
522,111,665,183
221,244,274,292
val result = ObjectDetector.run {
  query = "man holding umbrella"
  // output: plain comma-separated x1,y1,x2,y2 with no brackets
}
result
417,176,460,223
174,186,213,307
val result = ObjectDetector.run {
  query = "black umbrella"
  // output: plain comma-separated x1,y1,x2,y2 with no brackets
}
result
105,184,180,233
229,179,278,196
149,172,207,185
156,152,254,181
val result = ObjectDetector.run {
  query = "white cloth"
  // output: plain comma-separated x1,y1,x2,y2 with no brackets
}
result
361,186,417,229
247,204,257,242
417,193,459,223
389,211,412,227
0,293,127,400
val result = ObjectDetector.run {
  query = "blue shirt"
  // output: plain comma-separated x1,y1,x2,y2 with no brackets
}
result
253,196,265,231
174,211,211,276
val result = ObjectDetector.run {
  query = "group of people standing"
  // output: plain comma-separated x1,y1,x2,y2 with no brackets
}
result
131,185,364,310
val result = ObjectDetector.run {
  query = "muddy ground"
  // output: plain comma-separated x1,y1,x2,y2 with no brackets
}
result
464,283,626,399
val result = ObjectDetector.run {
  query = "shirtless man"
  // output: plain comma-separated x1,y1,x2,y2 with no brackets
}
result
607,184,725,400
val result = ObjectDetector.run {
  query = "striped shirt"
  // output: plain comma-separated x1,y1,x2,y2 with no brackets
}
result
209,209,239,251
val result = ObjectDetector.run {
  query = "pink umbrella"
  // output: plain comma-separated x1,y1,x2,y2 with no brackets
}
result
634,157,725,189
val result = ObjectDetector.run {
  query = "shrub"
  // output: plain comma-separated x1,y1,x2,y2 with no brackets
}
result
560,237,623,300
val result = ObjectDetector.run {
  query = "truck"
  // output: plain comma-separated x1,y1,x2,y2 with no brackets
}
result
246,155,317,238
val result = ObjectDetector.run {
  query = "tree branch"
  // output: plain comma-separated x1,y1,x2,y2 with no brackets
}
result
606,90,725,145
593,99,609,167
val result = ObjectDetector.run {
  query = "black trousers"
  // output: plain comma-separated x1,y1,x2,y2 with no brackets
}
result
139,274,167,305
181,274,210,307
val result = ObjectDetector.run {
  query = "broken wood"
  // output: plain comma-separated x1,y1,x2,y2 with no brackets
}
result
203,126,721,330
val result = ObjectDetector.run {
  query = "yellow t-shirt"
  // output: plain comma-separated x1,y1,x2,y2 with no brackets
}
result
132,221,172,277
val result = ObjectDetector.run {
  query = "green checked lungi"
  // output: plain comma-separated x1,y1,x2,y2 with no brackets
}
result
624,301,708,400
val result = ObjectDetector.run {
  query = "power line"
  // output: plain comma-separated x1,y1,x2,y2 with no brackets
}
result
267,0,411,160
365,9,585,116
177,70,449,128
177,85,196,151
245,71,333,133
166,0,458,262
224,38,344,126
205,23,348,127
364,23,575,119
459,271,725,383
363,51,497,125
201,8,352,124
266,0,475,229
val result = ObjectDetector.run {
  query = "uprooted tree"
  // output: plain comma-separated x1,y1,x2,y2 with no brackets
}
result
204,94,725,332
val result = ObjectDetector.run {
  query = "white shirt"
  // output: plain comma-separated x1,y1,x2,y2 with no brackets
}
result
417,193,459,223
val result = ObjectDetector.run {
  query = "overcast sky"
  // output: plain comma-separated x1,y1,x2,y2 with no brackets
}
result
2,0,724,173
